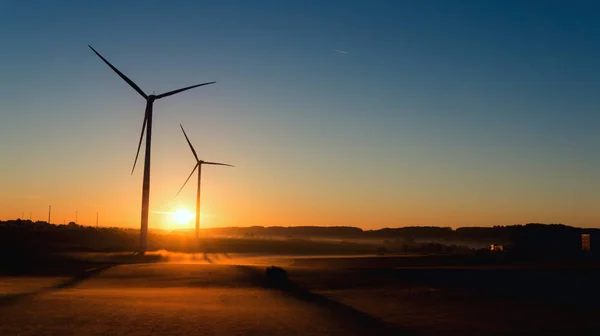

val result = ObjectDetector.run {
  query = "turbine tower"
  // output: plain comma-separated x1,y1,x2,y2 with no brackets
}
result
89,46,216,253
177,124,233,241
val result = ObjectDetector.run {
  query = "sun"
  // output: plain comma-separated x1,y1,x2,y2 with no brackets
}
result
172,209,194,226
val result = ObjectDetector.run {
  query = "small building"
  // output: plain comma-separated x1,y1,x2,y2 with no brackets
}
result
490,244,504,252
582,234,591,252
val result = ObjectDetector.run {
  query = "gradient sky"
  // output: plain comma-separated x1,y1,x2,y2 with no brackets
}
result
1,1,599,229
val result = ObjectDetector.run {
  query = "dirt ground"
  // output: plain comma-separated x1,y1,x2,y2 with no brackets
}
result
1,254,598,335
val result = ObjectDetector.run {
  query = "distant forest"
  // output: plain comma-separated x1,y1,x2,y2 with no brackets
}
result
194,223,600,243
3,218,599,241
1,218,598,277
1,219,597,257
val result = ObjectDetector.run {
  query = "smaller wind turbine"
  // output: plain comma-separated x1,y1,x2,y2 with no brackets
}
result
177,124,233,241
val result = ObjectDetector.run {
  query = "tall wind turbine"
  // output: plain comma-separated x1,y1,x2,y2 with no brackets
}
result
177,124,233,241
89,46,216,253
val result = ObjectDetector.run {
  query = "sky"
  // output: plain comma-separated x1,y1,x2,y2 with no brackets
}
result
1,0,599,230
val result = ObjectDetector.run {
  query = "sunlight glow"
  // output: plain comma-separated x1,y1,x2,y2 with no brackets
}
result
172,209,194,226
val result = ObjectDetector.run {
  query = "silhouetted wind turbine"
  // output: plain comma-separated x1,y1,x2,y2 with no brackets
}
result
89,46,216,253
177,124,233,241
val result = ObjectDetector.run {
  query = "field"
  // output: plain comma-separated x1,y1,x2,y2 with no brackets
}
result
1,253,599,335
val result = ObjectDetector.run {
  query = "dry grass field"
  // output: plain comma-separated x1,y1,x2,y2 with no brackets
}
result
1,253,598,335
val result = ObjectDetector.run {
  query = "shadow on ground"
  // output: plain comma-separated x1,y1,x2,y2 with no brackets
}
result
0,264,114,308
234,265,417,336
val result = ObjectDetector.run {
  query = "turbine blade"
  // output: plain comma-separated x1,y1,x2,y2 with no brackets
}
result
176,163,199,196
156,81,216,99
88,45,148,99
131,114,148,175
203,161,234,167
180,124,199,161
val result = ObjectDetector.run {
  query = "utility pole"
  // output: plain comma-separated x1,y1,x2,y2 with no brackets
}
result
96,212,99,228
48,205,51,224
75,210,78,224
29,212,31,221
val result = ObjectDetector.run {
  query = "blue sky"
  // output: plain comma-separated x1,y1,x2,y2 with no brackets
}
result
1,1,599,228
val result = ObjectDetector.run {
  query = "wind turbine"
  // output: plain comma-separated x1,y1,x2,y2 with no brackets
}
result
177,124,233,241
89,45,216,254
